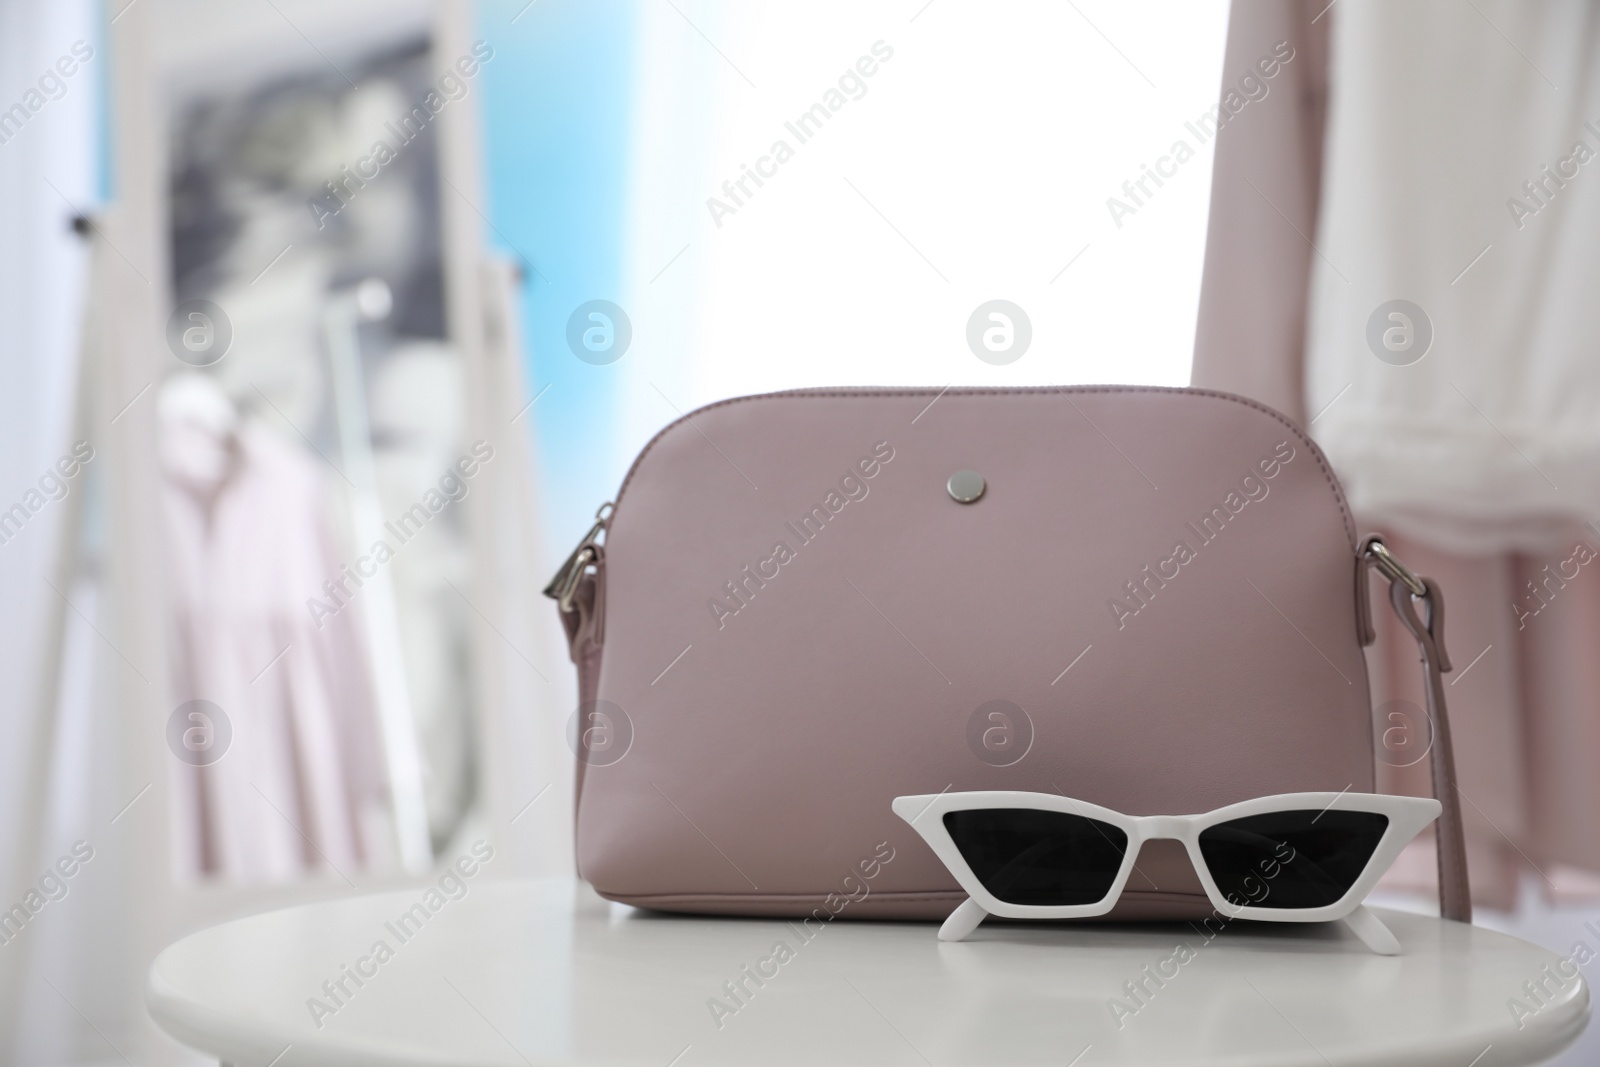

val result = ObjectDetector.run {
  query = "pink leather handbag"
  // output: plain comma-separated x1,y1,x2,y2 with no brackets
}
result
548,386,1470,923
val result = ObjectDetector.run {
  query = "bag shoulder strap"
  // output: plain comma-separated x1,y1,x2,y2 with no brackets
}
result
1360,535,1472,923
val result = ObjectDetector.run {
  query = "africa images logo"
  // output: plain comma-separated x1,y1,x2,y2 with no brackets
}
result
1107,441,1296,629
704,41,895,228
707,440,895,630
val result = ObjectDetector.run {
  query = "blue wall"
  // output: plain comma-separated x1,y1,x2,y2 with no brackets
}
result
477,0,638,559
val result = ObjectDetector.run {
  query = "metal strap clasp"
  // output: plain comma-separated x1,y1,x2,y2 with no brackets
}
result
1364,537,1426,598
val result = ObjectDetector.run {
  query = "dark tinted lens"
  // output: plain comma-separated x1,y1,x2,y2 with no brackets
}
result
943,808,1127,906
1198,810,1389,910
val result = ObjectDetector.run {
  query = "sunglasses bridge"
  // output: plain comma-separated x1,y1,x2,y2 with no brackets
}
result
1119,815,1197,840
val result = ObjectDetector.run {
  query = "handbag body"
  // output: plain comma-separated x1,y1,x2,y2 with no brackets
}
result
550,386,1469,922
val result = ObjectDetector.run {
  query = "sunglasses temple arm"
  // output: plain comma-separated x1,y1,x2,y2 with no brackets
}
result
936,896,1399,955
1342,905,1401,956
938,897,989,942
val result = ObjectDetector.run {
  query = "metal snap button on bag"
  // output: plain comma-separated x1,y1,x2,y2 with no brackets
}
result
947,469,986,503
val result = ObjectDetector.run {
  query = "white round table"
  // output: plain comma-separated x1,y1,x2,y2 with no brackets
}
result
147,878,1588,1066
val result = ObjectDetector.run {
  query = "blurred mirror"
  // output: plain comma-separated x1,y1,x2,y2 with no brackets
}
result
162,34,481,881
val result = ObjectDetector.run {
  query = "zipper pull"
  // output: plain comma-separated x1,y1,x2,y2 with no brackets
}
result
544,502,613,612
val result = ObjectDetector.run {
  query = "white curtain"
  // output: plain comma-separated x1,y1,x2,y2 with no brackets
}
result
1306,0,1600,555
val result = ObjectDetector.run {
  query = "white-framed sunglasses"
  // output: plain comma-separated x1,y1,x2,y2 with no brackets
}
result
892,790,1442,955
